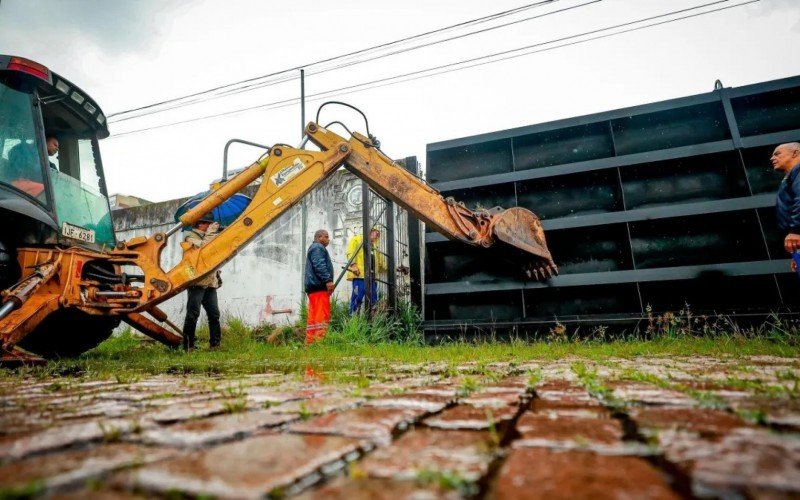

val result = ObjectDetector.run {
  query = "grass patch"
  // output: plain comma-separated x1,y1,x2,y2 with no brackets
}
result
2,334,798,382
325,300,423,346
2,302,799,382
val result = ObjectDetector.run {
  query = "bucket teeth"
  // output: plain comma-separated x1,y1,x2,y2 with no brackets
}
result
530,262,558,281
523,261,558,281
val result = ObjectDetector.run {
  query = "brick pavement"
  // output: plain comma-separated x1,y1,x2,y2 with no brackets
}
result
1,355,799,498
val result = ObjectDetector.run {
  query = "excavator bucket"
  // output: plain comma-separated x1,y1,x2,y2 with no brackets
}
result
490,207,558,280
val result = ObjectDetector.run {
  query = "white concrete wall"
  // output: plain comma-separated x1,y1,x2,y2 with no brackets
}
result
112,170,370,330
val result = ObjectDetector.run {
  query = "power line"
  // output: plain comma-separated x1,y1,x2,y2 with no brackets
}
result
107,73,299,124
109,0,577,124
110,0,735,127
323,0,760,102
108,0,745,138
121,0,601,121
107,0,560,120
108,0,757,140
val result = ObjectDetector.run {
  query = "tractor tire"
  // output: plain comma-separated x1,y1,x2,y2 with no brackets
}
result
18,308,120,359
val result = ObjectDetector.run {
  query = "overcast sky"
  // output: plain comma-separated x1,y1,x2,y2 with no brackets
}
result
1,0,799,202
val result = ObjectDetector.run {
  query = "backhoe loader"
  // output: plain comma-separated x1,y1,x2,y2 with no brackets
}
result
0,55,556,361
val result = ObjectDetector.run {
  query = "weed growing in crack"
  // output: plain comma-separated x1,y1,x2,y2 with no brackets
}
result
348,462,367,480
572,362,622,409
443,364,460,379
573,434,590,449
619,369,671,389
221,385,245,399
98,422,122,443
0,481,45,499
416,469,477,496
222,398,248,414
165,490,190,499
44,381,64,392
298,402,312,421
686,390,728,409
457,377,479,398
473,361,489,376
129,419,143,435
618,368,730,409
736,408,768,425
526,368,542,391
85,477,106,492
114,373,139,385
722,376,794,397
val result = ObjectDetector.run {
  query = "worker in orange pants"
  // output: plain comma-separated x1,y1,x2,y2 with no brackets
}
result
304,229,334,344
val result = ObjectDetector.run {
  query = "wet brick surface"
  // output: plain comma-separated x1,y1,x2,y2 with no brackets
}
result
111,433,367,497
1,355,800,498
136,409,297,448
423,404,519,431
289,406,425,446
513,413,628,453
358,428,497,482
489,447,680,499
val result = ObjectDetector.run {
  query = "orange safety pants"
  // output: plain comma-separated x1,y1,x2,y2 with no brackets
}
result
306,290,331,344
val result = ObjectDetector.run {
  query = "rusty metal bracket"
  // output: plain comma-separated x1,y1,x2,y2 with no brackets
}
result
149,278,169,293
0,346,46,367
123,313,182,347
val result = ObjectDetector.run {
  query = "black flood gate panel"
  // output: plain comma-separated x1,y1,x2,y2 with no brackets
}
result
424,75,800,333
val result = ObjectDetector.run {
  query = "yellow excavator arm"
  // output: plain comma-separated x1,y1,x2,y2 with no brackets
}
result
0,122,555,357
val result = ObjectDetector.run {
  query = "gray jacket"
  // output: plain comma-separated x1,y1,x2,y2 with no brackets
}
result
184,229,221,288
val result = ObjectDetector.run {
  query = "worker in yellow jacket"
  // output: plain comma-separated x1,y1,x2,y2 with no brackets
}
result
346,228,387,314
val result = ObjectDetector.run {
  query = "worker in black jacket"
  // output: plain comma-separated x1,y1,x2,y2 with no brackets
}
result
772,142,800,271
304,229,334,344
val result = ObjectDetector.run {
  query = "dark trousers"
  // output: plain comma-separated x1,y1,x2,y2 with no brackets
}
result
182,286,221,349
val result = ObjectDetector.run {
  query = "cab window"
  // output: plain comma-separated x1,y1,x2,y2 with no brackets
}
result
43,96,115,249
0,82,47,203
49,134,115,249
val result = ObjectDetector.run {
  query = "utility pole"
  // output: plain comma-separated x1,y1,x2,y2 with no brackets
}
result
300,69,306,136
299,68,308,303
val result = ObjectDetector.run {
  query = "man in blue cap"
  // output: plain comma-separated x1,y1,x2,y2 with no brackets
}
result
773,142,800,272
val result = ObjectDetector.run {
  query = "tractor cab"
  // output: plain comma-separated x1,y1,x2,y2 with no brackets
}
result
0,55,115,273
